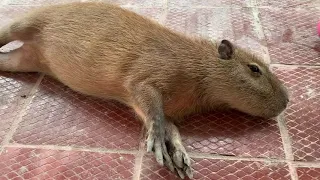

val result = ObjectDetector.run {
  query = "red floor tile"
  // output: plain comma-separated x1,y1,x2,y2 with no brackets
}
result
140,155,290,180
274,66,320,161
167,0,251,7
297,167,320,180
259,8,320,65
165,7,268,62
123,7,165,22
12,77,142,150
0,73,39,144
256,0,319,8
4,0,163,7
0,5,40,26
179,111,284,158
0,147,135,180
4,0,80,5
140,155,180,180
99,0,165,7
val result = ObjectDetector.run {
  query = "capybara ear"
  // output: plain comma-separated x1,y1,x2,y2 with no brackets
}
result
218,39,234,60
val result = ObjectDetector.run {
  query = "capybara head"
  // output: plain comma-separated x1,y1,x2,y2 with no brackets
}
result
207,40,289,118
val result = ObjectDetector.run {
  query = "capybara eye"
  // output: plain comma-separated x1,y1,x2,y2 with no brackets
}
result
248,64,261,74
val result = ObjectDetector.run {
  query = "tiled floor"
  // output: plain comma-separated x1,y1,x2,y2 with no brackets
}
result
0,0,319,179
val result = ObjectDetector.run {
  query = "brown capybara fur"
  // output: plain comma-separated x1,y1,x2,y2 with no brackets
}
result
0,2,289,178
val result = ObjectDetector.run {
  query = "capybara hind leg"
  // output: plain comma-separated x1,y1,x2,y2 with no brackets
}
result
0,25,14,47
0,45,40,72
0,15,40,48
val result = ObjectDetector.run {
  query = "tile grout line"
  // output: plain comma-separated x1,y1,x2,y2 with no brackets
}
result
292,161,320,168
0,0,9,5
249,0,257,7
250,1,271,65
5,143,320,165
277,112,298,180
159,0,168,25
189,152,287,163
1,143,295,162
5,143,138,155
277,113,294,160
132,126,146,180
271,63,320,68
0,74,44,154
250,3,298,179
288,163,299,180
